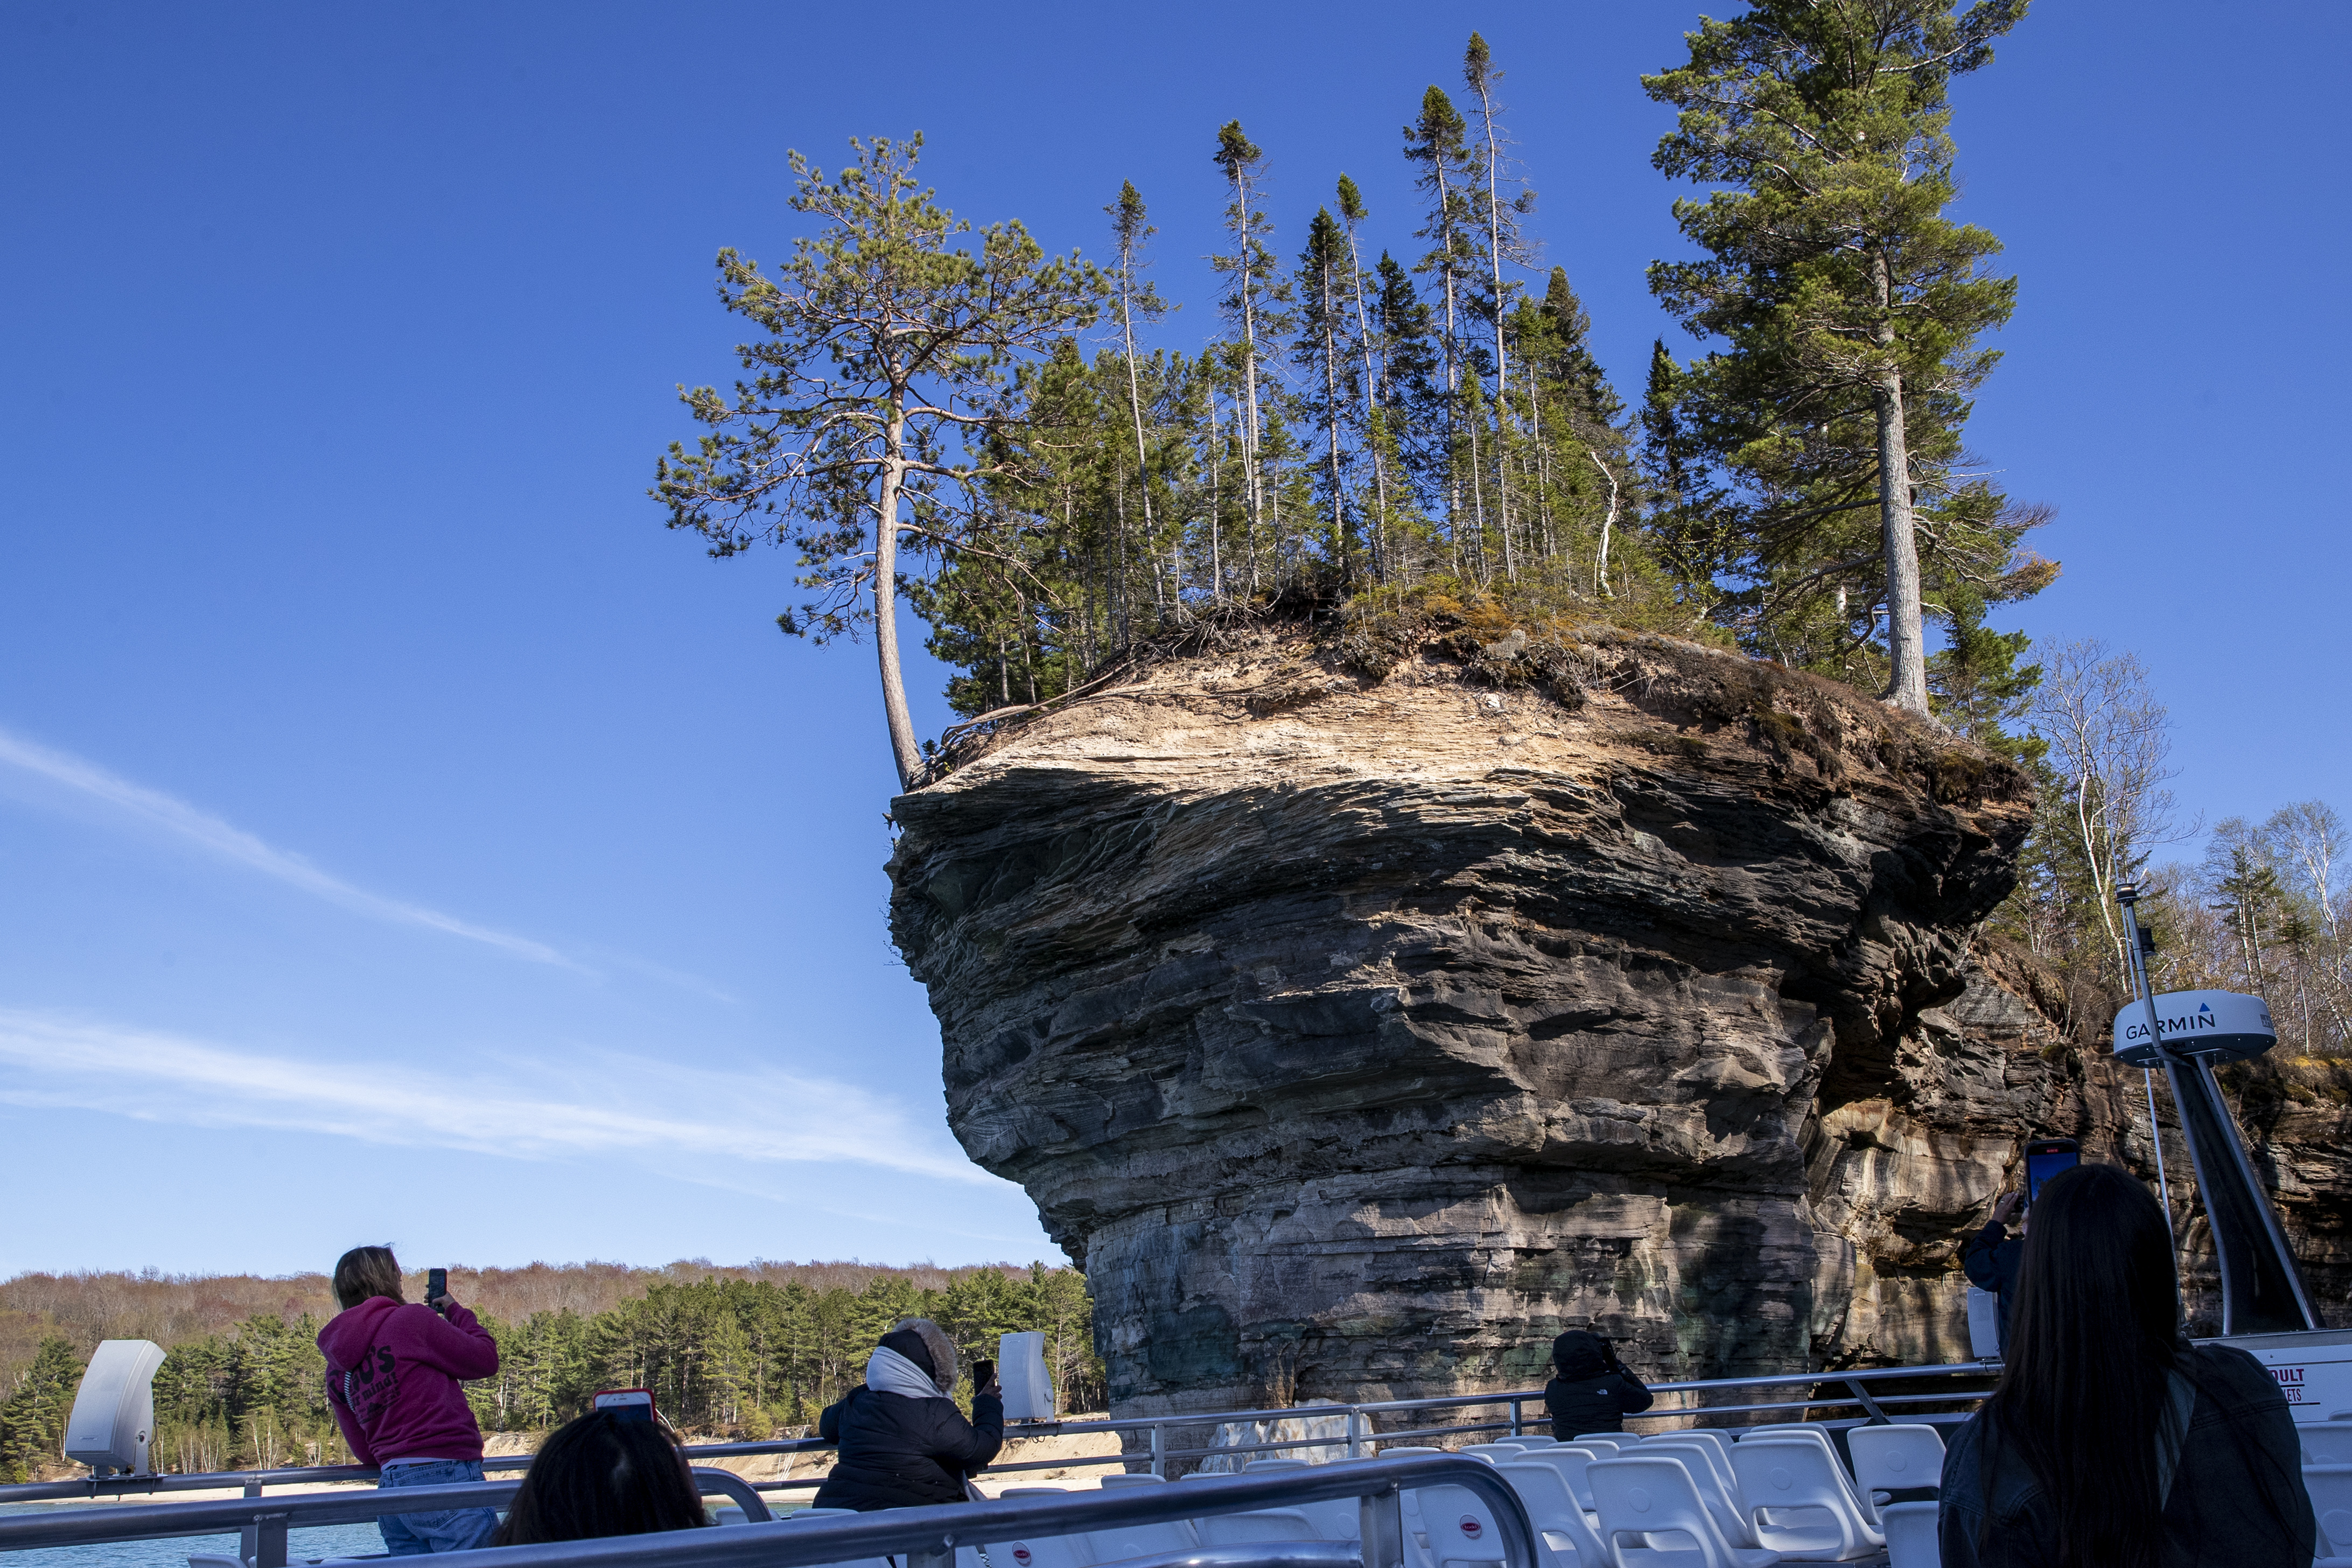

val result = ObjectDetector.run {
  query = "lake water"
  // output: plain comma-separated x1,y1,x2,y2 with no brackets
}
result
0,1504,387,1568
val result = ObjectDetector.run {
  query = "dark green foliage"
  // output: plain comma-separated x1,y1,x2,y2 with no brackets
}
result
0,1336,82,1482
1928,590,2045,761
1640,0,2050,699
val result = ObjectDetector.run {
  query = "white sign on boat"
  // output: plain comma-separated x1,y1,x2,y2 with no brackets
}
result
2112,988,2277,1065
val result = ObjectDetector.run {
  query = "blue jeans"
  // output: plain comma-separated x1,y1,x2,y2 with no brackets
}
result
377,1459,499,1555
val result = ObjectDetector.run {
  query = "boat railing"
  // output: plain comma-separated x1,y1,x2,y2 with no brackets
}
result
0,1356,1998,1508
0,1454,1519,1568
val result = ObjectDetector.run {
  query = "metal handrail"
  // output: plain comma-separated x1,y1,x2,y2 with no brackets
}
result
0,1455,1521,1568
0,1468,768,1563
0,1356,2002,1504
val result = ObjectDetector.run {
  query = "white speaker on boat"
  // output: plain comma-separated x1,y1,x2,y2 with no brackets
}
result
65,1338,167,1475
1965,1287,2002,1362
997,1330,1055,1420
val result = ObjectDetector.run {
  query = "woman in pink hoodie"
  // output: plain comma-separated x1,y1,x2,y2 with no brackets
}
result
318,1247,501,1555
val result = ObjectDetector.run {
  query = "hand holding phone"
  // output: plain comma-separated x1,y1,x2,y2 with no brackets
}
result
426,1268,449,1314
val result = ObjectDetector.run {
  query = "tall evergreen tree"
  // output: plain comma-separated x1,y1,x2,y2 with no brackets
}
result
1106,182,1172,614
1293,207,1357,584
1334,175,1394,578
1403,85,1477,572
655,134,1104,789
1462,32,1534,579
1210,121,1289,594
1643,0,2038,715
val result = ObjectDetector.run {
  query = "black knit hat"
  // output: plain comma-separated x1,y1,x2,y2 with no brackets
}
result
1552,1331,1609,1377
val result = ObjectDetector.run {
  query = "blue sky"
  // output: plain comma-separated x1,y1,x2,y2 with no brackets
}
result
2,2,2343,1276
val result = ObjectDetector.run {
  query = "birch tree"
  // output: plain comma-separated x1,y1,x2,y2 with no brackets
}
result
2027,640,2188,984
655,135,1102,790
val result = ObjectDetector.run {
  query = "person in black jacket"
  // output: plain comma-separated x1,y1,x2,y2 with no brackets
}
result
1543,1330,1654,1437
814,1318,1003,1510
1962,1189,2026,1350
1938,1164,2313,1567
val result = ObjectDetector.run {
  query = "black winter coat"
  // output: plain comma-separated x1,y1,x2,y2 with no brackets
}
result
814,1386,1005,1511
1937,1343,2312,1567
1545,1369,1654,1437
1961,1223,2024,1347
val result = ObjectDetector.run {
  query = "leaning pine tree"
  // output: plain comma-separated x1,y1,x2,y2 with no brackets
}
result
654,134,1103,790
1643,0,2050,716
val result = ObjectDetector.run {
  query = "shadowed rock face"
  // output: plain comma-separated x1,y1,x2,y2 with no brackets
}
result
883,626,2313,1416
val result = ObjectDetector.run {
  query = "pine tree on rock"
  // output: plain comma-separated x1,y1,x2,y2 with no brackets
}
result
1107,182,1173,618
1294,207,1358,585
1404,85,1477,574
1463,32,1535,580
1210,121,1290,595
1643,0,2041,716
655,135,1103,790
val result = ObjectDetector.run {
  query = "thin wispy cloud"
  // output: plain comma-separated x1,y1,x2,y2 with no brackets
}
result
0,722,573,968
0,1010,997,1186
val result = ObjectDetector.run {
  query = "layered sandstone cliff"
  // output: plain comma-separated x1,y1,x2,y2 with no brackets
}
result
884,618,2345,1418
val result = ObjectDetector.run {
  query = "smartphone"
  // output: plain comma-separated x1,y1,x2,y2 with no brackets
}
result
426,1268,447,1313
2024,1138,2080,1206
970,1359,995,1392
592,1388,657,1423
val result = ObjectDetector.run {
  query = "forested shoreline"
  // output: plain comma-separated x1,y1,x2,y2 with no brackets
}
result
0,1259,1099,1482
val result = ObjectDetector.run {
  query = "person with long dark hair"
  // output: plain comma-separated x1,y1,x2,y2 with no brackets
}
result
492,1410,711,1545
1938,1163,2313,1566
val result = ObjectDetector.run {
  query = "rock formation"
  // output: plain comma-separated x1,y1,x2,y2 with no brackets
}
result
885,618,2347,1422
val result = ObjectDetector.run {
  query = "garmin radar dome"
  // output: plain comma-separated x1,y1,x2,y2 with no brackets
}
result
2112,988,2278,1065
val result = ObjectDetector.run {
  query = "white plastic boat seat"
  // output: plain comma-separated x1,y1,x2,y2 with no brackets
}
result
1732,1429,1866,1510
1733,1425,1828,1441
1462,1444,1528,1461
1511,1435,1558,1447
1643,1441,1761,1548
712,1506,750,1525
1504,1445,1607,1511
970,1531,1094,1568
1570,1433,1629,1450
1499,1459,1612,1568
2307,1464,2352,1563
1410,1481,1542,1568
1643,1430,1738,1493
1194,1508,1324,1545
2306,1422,2352,1465
1082,1514,1199,1562
1098,1473,1167,1488
1586,1454,1780,1568
1002,1487,1073,1495
1879,1500,1938,1568
1245,1458,1311,1472
1377,1446,1448,1457
1845,1425,1946,1526
1727,1437,1882,1561
1279,1496,1365,1542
